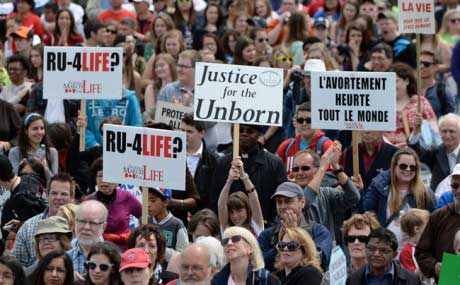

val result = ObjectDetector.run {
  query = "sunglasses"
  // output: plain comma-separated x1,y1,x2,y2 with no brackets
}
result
107,29,117,34
344,235,369,243
450,18,460,23
397,163,416,172
451,183,460,189
221,235,242,246
177,0,192,3
258,38,269,43
85,262,113,272
276,56,293,63
277,241,302,251
296,117,311,124
420,61,433,68
291,165,311,173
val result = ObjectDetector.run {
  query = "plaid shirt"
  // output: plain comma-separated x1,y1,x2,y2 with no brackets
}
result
10,211,48,267
67,242,87,275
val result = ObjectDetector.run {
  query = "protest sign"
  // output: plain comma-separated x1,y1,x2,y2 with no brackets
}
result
194,62,283,126
43,46,123,99
154,101,193,130
329,246,347,285
311,71,396,131
439,253,460,285
398,0,435,34
103,124,186,190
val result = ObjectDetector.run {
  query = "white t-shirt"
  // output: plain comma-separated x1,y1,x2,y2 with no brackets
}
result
44,99,66,124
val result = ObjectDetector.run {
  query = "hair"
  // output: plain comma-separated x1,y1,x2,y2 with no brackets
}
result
345,20,370,59
178,49,202,67
307,42,340,70
99,115,122,135
222,29,241,56
233,13,249,35
48,172,76,198
356,14,375,40
223,226,265,270
151,53,177,92
254,0,274,18
201,33,226,61
34,231,72,260
439,9,460,35
195,236,226,271
115,35,136,91
84,19,105,39
150,12,175,43
14,0,35,11
181,112,205,132
120,17,137,31
400,209,430,238
188,209,221,241
341,212,381,243
296,101,311,115
338,0,359,30
30,43,44,80
17,158,47,188
58,203,77,235
366,227,398,252
438,113,460,131
370,42,393,59
275,227,321,271
76,200,109,224
0,256,26,285
33,251,74,285
389,62,417,96
91,157,103,178
286,11,309,44
18,113,53,170
389,148,433,216
292,149,321,169
159,29,185,59
54,8,81,42
85,241,121,285
271,47,293,69
173,0,197,26
204,3,224,28
44,2,59,13
47,122,73,150
233,36,255,65
254,55,272,67
127,224,166,267
227,192,253,232
323,0,341,13
7,53,30,73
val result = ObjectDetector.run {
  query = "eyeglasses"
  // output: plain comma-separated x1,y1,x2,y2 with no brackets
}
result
37,234,58,243
107,29,117,34
450,18,460,23
451,183,460,189
7,67,24,73
296,117,311,124
177,0,192,3
366,245,393,255
277,241,302,251
85,261,114,272
177,64,194,69
420,61,433,68
258,38,269,43
291,165,311,173
76,219,105,228
344,235,369,243
221,235,242,246
276,56,293,63
397,163,416,172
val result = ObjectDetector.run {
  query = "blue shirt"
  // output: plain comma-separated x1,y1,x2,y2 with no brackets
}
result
364,263,394,285
67,242,87,275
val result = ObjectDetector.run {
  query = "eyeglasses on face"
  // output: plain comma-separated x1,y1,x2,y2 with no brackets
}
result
85,261,113,272
277,241,302,251
296,117,311,125
221,235,242,246
291,165,311,173
397,163,416,172
344,235,369,244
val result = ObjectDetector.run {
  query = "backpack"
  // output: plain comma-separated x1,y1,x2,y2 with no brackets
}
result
11,175,47,222
284,135,328,158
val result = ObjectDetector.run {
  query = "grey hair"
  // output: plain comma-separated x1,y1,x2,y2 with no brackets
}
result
76,200,108,223
438,113,460,131
195,236,226,270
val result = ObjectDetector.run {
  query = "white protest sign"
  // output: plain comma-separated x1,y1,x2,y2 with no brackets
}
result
329,246,347,285
398,0,435,34
311,71,396,131
154,101,193,130
103,124,186,190
194,62,283,126
43,46,123,99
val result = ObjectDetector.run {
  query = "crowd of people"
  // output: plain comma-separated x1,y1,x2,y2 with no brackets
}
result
0,0,460,284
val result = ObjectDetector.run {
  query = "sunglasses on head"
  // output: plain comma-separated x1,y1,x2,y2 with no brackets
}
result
85,261,113,272
221,235,242,246
291,165,311,173
296,117,311,124
420,61,433,68
397,163,416,172
344,235,369,244
277,241,302,251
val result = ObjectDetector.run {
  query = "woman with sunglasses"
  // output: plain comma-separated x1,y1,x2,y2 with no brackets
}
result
85,241,121,285
212,226,281,285
362,148,435,247
321,212,380,285
439,10,460,47
274,227,322,285
33,250,74,285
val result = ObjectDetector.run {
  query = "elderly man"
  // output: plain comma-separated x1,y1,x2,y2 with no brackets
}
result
409,113,460,191
68,200,108,281
11,173,75,267
416,168,460,280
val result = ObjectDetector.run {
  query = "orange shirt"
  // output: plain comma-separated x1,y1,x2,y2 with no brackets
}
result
98,9,136,23
266,19,288,46
8,12,45,38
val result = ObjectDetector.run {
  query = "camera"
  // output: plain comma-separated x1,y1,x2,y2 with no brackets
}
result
290,69,306,82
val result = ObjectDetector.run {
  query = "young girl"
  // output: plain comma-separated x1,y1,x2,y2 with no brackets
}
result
43,8,84,46
8,113,58,177
30,44,43,82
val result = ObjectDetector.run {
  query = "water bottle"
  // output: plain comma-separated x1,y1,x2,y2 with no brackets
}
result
35,144,46,160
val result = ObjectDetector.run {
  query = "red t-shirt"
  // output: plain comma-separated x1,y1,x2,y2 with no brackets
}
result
42,32,84,46
98,9,137,22
8,12,45,38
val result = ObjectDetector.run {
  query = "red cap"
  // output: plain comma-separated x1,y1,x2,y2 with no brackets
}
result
119,248,151,272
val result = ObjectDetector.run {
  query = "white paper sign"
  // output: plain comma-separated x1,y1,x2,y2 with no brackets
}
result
329,246,347,285
154,101,193,130
311,71,396,131
194,62,283,126
398,0,435,34
43,46,123,99
103,124,186,190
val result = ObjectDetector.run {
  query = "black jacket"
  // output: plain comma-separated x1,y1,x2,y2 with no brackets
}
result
210,143,287,223
346,262,421,285
193,141,218,209
275,266,323,285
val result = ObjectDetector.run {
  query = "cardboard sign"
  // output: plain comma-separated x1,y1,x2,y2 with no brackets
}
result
43,46,123,99
439,253,460,285
311,71,396,131
154,101,193,130
103,124,186,190
398,0,435,34
194,62,283,126
329,246,347,285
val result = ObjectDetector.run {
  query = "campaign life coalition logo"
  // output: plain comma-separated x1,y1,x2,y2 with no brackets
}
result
122,164,164,182
63,80,102,94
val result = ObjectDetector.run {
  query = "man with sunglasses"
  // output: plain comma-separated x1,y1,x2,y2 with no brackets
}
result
347,228,420,284
416,164,460,281
258,181,332,272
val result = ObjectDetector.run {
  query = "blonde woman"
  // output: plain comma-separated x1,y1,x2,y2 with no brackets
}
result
212,226,281,284
274,227,322,285
307,42,340,71
439,10,460,47
57,203,77,237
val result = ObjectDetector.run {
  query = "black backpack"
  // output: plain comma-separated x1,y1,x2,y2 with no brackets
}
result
11,175,47,222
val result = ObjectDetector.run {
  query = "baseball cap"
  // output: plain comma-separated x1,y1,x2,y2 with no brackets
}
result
377,11,397,22
35,216,72,237
303,59,326,75
0,155,14,182
313,17,328,28
271,182,304,199
119,248,151,272
11,26,32,39
133,0,152,4
148,187,172,200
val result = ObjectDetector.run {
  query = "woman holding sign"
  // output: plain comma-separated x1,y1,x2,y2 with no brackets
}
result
43,8,84,46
